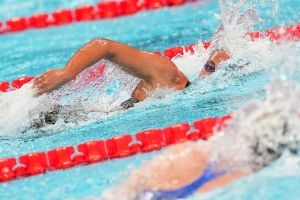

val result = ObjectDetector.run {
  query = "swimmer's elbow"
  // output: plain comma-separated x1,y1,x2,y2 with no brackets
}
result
91,37,109,45
93,37,120,59
89,37,113,57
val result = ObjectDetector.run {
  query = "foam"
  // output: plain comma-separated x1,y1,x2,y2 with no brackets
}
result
206,0,300,173
0,84,49,136
0,60,140,135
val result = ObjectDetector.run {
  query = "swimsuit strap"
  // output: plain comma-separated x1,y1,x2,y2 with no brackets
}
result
138,164,226,200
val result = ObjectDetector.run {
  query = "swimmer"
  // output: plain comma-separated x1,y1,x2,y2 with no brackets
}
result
102,112,300,200
32,38,230,109
30,36,229,128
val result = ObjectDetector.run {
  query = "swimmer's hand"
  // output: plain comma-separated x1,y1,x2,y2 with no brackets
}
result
33,68,71,96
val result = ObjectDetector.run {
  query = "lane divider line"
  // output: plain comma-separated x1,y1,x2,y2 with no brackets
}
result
0,114,232,183
0,0,197,35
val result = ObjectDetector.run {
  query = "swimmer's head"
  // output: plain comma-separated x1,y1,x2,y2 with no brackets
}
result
199,50,230,77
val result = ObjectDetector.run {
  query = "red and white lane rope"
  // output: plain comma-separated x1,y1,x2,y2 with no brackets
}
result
0,0,196,35
0,114,232,183
1,21,300,92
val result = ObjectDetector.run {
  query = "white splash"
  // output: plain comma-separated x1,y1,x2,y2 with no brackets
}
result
203,0,300,176
172,44,209,82
0,84,49,136
0,61,141,136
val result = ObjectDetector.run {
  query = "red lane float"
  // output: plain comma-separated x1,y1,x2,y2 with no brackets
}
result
6,17,28,32
164,46,184,59
52,9,73,25
194,118,217,139
97,2,120,18
14,152,48,176
0,0,194,35
119,0,140,15
106,135,136,158
29,13,49,28
136,129,164,152
166,0,185,6
163,42,208,59
11,76,34,89
75,5,95,21
0,82,9,92
145,0,165,9
0,158,17,181
0,115,232,183
47,146,75,169
76,140,107,163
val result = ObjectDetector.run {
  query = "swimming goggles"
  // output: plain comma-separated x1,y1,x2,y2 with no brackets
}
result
204,60,216,73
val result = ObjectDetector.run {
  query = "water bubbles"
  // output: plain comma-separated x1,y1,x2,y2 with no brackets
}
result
0,84,50,136
209,36,300,171
0,60,140,136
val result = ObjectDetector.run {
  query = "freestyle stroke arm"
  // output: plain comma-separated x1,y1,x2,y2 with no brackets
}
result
33,38,188,97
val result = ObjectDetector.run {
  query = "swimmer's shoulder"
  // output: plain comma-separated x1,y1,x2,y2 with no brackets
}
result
172,67,190,90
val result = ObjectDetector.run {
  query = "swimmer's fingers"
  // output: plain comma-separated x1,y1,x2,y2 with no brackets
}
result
33,81,52,97
33,77,41,87
33,73,47,87
34,81,46,89
34,81,57,97
33,68,69,97
34,87,49,97
33,83,46,97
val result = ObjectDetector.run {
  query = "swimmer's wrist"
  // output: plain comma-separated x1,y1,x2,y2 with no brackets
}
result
61,68,75,82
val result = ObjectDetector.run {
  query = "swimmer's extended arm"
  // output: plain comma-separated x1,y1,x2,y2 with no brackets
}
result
33,38,188,96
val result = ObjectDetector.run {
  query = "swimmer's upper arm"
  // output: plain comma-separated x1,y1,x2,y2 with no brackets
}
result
106,39,186,86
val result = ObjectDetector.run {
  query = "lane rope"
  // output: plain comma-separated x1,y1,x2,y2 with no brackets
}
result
0,0,197,35
0,114,232,183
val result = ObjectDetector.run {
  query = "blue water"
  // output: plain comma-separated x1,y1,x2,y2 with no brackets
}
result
0,0,300,199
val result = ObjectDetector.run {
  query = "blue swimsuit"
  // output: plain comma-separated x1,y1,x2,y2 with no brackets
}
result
137,165,225,200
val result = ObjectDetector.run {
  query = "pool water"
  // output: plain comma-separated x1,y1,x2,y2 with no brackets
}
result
0,0,300,199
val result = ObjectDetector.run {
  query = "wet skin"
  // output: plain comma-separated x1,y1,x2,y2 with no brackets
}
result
112,142,247,199
33,38,230,101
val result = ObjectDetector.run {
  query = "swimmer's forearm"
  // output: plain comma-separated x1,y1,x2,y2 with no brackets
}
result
33,38,185,96
62,38,112,80
63,37,180,84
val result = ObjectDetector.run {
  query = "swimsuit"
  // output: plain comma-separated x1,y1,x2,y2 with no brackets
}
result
136,164,225,200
